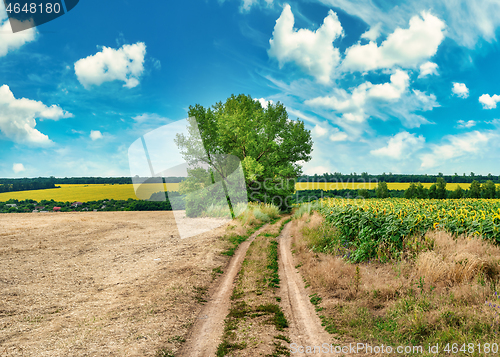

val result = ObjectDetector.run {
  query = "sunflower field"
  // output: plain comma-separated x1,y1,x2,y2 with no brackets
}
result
313,198,500,262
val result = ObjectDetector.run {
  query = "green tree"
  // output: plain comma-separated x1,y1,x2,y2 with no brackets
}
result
469,180,481,198
404,182,417,199
376,181,389,198
358,188,370,198
436,177,447,199
428,184,437,199
415,182,427,199
481,180,496,199
176,94,313,213
450,185,464,199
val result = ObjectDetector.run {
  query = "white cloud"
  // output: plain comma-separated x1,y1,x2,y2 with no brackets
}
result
312,124,328,137
479,93,500,109
305,69,410,124
241,0,258,11
0,8,37,57
418,62,439,78
0,85,72,146
361,23,382,41
420,130,492,168
329,128,348,141
452,82,469,98
74,42,146,89
370,131,425,159
254,97,274,109
268,4,343,84
368,70,410,100
456,119,476,128
132,113,169,123
316,0,500,49
90,130,103,140
304,165,331,175
239,0,273,11
342,12,445,72
12,163,25,173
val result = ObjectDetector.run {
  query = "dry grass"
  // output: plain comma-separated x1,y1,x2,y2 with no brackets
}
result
416,231,500,286
292,212,500,347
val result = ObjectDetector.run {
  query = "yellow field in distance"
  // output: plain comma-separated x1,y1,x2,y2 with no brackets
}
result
0,183,180,203
294,182,499,191
1,181,498,202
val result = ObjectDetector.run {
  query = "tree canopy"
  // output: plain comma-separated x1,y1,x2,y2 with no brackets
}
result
175,94,313,213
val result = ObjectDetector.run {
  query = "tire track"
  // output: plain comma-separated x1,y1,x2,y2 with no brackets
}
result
278,222,337,356
178,224,268,357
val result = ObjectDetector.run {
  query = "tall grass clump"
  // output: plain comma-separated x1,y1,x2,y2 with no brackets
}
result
202,204,232,218
293,201,323,219
236,202,280,225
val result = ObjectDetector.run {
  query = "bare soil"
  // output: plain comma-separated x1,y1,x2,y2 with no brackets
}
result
0,211,231,356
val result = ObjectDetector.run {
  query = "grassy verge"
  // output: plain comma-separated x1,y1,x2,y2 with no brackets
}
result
220,203,281,256
217,217,291,357
292,212,500,356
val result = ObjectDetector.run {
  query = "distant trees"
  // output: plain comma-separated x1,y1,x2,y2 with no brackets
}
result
0,197,179,213
436,177,447,199
449,185,464,199
415,183,427,199
404,183,417,199
299,172,500,184
376,182,389,198
469,180,481,198
482,180,496,198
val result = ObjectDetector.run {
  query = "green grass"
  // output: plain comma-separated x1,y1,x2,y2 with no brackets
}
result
267,240,280,288
192,286,208,304
221,223,264,256
155,348,175,357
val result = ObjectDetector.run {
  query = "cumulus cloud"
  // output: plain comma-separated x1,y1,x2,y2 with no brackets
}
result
420,130,492,168
90,130,103,140
452,82,469,98
0,8,37,57
312,124,328,137
329,128,348,141
316,0,500,48
304,165,331,175
342,12,445,72
370,131,425,159
268,4,343,84
479,93,500,109
74,42,146,89
254,97,274,109
361,23,382,41
12,163,25,173
0,85,73,146
456,119,476,128
305,69,410,124
418,62,439,78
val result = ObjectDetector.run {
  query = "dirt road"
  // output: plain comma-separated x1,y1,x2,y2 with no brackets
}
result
178,224,267,357
278,222,336,355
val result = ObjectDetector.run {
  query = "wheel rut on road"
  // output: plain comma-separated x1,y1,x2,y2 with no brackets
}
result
278,222,335,356
178,224,268,357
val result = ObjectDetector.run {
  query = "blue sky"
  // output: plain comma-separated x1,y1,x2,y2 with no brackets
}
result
2,0,500,177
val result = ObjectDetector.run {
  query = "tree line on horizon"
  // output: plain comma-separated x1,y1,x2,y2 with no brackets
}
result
294,178,498,202
0,176,185,194
299,172,500,184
